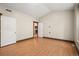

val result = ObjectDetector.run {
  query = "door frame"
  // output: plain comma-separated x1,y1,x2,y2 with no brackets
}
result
33,21,38,38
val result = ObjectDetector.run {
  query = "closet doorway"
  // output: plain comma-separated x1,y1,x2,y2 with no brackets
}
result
33,21,38,38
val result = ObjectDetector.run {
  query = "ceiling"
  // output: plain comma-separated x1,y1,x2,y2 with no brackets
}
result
0,3,75,19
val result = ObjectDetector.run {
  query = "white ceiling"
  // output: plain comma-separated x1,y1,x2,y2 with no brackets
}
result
0,3,75,19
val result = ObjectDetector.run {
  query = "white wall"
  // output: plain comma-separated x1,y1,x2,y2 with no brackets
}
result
39,10,74,41
14,12,35,41
0,5,74,42
0,5,36,41
74,4,79,50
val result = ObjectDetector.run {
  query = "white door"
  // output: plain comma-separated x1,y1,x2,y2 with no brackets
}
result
1,16,16,47
38,23,43,37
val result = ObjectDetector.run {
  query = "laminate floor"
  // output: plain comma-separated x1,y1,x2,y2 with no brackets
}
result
0,38,78,56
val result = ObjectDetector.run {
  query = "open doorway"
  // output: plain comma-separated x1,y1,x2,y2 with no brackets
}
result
33,21,38,38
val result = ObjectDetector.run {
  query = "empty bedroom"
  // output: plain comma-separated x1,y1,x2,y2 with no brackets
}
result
0,3,79,56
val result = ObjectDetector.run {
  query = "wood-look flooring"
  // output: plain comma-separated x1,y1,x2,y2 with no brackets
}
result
0,38,78,56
